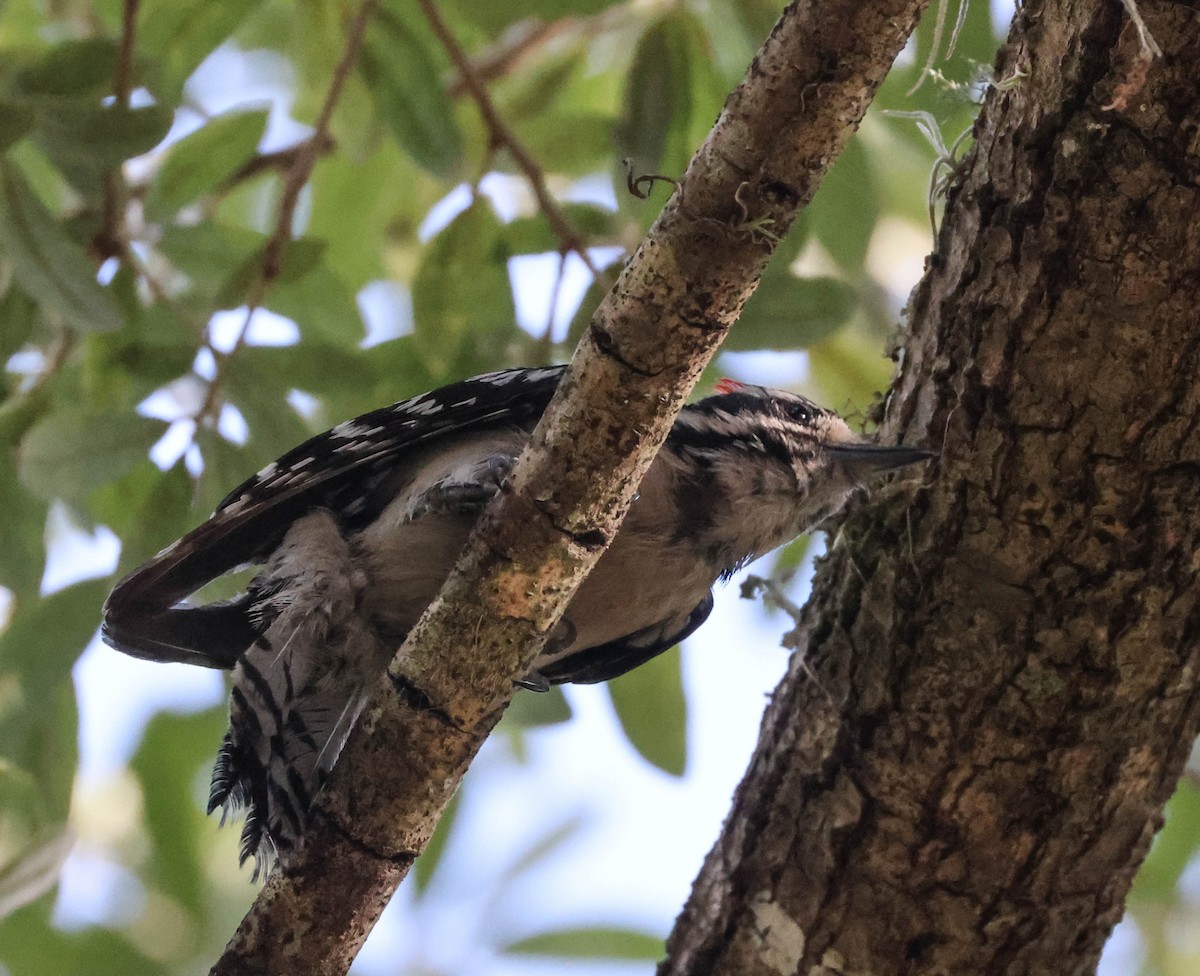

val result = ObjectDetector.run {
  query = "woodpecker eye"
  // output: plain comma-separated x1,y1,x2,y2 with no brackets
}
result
786,400,813,423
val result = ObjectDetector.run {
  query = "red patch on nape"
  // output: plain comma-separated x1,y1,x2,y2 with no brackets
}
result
715,378,745,395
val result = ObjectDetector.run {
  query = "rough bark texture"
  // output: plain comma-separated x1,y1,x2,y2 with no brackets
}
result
662,2,1200,975
209,0,930,972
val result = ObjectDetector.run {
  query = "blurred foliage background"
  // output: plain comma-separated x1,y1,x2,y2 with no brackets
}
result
0,0,1196,973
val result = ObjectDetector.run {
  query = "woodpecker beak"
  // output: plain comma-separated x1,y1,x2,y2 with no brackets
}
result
825,443,936,476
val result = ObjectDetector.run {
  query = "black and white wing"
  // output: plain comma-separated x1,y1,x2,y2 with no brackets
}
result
101,366,567,668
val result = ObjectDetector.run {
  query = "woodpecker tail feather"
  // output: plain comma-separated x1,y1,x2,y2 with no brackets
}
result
206,511,390,874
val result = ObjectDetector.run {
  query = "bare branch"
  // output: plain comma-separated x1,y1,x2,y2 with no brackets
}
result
195,0,375,429
96,0,140,260
418,0,599,274
262,0,378,281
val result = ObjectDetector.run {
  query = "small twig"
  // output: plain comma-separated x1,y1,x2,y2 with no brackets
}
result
194,293,263,428
199,0,376,427
97,0,140,260
222,135,337,192
262,0,379,281
444,19,565,98
119,243,208,339
541,252,568,355
623,158,679,200
418,0,599,277
740,574,805,624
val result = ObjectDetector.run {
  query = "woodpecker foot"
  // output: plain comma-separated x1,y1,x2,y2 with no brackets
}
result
514,670,551,693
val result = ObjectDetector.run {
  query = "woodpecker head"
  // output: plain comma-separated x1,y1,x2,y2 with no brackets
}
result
668,378,933,565
693,377,933,484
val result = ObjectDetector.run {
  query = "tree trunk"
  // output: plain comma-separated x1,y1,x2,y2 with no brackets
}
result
662,2,1200,974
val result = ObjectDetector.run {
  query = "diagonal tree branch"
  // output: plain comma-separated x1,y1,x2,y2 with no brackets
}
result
208,0,931,972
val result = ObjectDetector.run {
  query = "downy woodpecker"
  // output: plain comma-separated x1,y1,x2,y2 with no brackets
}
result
102,365,931,870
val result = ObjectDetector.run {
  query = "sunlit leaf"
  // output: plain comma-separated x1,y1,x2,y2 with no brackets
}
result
145,109,269,219
0,160,122,333
807,328,895,418
1129,781,1200,902
607,644,687,776
506,926,664,960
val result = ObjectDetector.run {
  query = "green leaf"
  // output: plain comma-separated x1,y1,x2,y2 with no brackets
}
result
10,39,119,98
807,328,895,416
411,201,516,377
18,408,166,502
215,370,313,474
233,343,379,399
616,16,681,177
0,580,110,703
268,262,365,347
506,927,664,960
191,427,258,517
0,160,123,333
412,787,460,894
1130,781,1200,902
805,138,879,272
0,100,35,152
727,275,856,351
146,109,269,219
139,0,270,98
607,644,687,776
505,686,572,727
0,903,165,976
130,707,228,916
90,461,199,575
0,453,46,598
502,204,617,255
499,814,585,885
0,284,36,361
444,0,615,33
157,221,264,312
0,821,71,921
616,11,722,185
33,102,173,193
360,11,463,177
